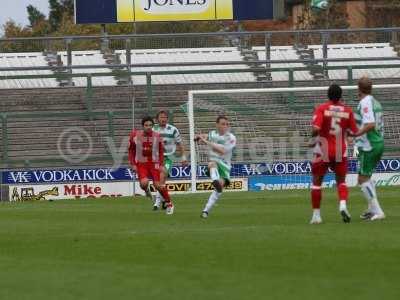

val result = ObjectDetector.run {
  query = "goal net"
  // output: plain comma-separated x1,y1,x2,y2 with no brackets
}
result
187,84,400,192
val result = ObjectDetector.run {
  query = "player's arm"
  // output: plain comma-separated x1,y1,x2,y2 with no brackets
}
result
353,102,376,137
195,134,226,155
311,126,320,137
205,139,226,155
222,135,236,154
346,110,360,157
176,143,188,165
128,132,137,171
158,134,164,165
309,106,323,146
353,123,375,137
197,133,236,155
347,110,359,135
308,127,320,148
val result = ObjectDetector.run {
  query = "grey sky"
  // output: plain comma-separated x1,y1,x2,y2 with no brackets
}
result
1,0,50,28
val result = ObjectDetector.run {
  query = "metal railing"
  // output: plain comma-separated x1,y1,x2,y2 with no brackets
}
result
1,27,400,69
2,56,400,73
1,62,400,88
0,110,125,167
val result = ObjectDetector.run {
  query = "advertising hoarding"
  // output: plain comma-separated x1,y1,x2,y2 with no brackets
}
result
75,0,274,23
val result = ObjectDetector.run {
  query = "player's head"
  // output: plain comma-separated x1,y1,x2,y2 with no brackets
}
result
358,76,372,98
328,84,342,102
141,116,154,133
216,115,229,134
156,110,169,127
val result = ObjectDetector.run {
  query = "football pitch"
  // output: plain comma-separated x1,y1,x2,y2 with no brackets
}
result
0,187,399,300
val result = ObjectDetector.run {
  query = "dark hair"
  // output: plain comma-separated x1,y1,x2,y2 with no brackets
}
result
216,115,228,123
156,110,169,119
141,116,154,126
328,84,342,102
358,76,372,95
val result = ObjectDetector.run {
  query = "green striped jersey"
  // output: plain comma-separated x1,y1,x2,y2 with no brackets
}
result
355,95,384,151
153,124,182,157
207,130,236,167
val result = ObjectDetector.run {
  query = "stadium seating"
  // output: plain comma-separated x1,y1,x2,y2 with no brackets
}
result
0,53,58,89
253,46,313,81
310,43,400,79
116,47,257,85
0,43,399,89
59,51,117,87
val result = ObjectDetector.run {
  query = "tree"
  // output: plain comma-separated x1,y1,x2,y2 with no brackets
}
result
296,0,349,30
27,5,46,28
48,0,74,31
1,21,35,52
294,0,350,44
0,0,223,42
366,0,400,27
2,0,83,39
2,20,32,38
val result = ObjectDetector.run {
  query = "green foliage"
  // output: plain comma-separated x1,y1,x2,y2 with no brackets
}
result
0,0,223,52
297,0,349,30
49,0,74,31
295,0,350,44
27,5,46,28
1,0,222,40
366,0,400,27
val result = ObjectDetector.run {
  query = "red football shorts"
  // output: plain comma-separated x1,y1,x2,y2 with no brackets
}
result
136,163,161,182
312,156,348,177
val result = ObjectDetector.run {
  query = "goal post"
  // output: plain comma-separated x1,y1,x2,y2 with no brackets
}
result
188,91,197,193
187,84,400,193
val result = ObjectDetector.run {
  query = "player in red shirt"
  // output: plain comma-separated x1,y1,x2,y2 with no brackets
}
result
128,116,174,215
310,84,358,224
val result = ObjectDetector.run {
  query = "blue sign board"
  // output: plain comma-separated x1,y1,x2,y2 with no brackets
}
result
2,159,400,185
249,174,337,191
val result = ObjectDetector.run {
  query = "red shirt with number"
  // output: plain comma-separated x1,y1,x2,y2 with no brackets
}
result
312,100,358,160
128,129,164,181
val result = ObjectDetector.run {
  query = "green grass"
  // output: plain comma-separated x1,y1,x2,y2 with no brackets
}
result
0,187,399,300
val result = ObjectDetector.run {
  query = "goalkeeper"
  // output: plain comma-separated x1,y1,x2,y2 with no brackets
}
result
152,110,188,210
195,116,236,218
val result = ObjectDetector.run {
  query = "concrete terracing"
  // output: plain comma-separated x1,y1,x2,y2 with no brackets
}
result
1,82,399,169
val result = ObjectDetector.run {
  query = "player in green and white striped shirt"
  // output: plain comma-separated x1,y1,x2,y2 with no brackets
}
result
152,110,187,210
195,116,236,218
353,77,385,221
